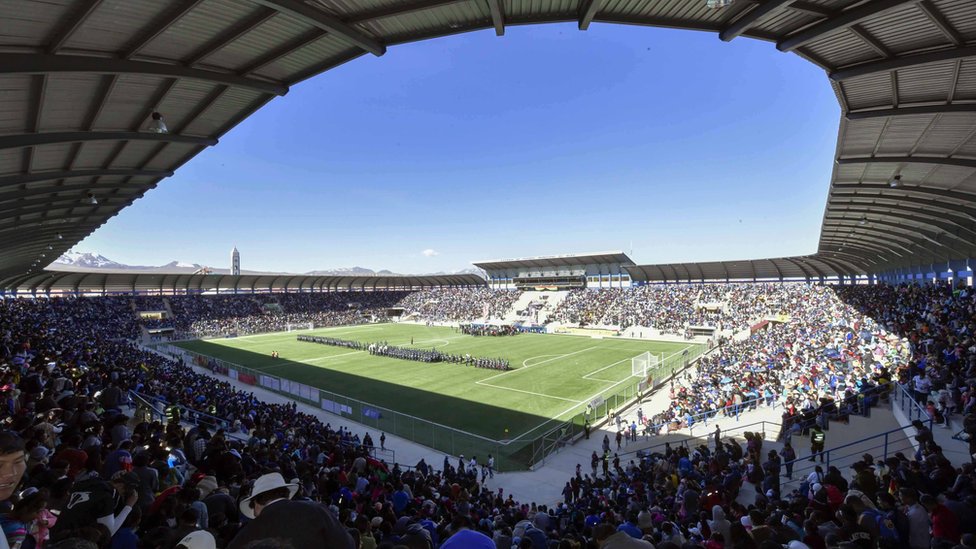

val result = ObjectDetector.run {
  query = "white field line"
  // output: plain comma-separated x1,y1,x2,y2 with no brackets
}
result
504,373,636,443
522,355,561,368
581,357,630,380
475,382,583,403
504,348,686,443
477,346,599,384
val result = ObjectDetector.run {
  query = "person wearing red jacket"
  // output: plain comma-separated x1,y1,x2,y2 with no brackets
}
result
920,493,961,545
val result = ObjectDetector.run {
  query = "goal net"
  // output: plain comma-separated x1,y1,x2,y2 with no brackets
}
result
631,351,660,378
286,322,314,332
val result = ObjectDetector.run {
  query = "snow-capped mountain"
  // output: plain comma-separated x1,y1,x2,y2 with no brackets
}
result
54,251,129,269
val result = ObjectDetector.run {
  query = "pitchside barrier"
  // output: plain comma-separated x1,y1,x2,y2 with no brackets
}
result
154,341,707,471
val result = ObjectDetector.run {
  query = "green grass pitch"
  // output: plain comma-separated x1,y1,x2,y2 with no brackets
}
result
176,324,698,467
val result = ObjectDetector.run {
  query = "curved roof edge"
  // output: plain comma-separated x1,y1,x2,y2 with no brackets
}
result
0,270,485,294
626,254,869,282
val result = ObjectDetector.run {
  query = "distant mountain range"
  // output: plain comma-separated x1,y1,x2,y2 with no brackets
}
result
52,251,484,278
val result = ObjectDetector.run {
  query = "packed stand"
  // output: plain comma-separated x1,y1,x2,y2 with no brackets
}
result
646,285,908,436
395,288,520,322
549,284,815,336
167,292,409,338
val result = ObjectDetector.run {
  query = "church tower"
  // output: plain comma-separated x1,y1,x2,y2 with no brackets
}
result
231,246,240,275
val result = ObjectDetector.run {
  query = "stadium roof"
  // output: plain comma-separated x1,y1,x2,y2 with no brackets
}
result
473,251,635,271
627,254,864,282
0,269,484,294
3,0,976,286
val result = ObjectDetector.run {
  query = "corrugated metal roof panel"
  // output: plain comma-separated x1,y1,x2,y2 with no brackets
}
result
897,60,956,104
181,88,263,135
953,133,976,158
839,73,893,110
752,8,818,37
805,27,877,68
842,118,890,156
875,117,932,155
952,59,976,101
39,74,102,132
858,4,946,57
926,165,976,190
71,141,120,170
136,0,259,62
252,37,352,82
205,12,314,71
95,75,170,131
915,113,976,156
141,143,200,171
0,0,71,48
29,143,73,172
63,0,169,54
362,2,489,38
933,0,976,39
110,140,160,168
0,75,33,134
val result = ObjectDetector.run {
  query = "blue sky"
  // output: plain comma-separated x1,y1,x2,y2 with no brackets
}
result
78,22,840,274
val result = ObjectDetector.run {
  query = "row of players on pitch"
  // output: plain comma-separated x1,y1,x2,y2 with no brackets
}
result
296,334,511,370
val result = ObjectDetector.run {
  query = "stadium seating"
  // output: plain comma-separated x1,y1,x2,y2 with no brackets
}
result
0,284,974,549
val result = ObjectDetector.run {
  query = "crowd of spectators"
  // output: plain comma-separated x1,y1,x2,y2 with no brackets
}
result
644,285,909,436
549,284,811,336
0,282,974,549
165,293,408,338
396,289,520,322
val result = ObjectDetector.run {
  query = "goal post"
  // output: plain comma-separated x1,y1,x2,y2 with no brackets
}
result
631,351,661,378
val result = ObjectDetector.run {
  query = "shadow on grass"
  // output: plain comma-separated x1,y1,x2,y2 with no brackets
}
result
177,339,570,471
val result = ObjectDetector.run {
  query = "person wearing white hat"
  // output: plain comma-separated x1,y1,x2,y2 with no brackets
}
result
175,530,216,549
226,472,353,549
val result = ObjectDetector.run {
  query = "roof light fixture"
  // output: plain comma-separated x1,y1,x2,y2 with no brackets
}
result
706,0,734,8
87,193,98,205
46,245,53,250
148,111,168,134
57,233,63,240
858,216,867,226
889,175,901,188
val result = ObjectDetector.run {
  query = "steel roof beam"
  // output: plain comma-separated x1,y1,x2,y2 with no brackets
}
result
825,215,962,252
781,256,818,278
846,104,976,120
0,54,288,96
821,229,917,257
777,0,917,52
578,0,605,30
46,0,104,53
251,0,385,56
826,203,976,239
830,44,976,81
829,192,976,226
787,1,832,17
836,156,976,170
917,0,964,46
812,256,857,277
720,0,795,42
345,0,461,23
0,169,171,189
0,131,216,151
831,183,976,215
487,0,505,35
818,240,898,263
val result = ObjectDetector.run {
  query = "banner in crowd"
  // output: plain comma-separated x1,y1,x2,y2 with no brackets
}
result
238,373,257,385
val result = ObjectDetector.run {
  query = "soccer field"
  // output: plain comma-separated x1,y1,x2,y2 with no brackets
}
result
175,323,701,469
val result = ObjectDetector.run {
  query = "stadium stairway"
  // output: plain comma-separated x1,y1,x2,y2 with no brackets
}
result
502,290,568,324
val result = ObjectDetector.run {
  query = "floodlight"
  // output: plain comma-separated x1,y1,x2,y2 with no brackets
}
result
148,111,168,134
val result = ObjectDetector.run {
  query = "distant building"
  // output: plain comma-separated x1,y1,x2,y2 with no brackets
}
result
231,246,240,276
